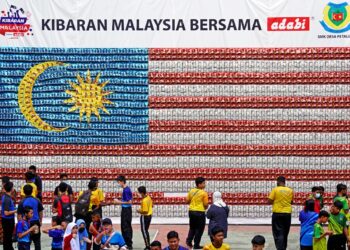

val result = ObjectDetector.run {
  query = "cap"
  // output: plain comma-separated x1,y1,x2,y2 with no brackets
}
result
102,218,112,225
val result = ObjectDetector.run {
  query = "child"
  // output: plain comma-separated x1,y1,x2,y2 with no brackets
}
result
203,227,230,250
89,210,102,250
137,186,153,250
42,216,64,250
77,219,92,250
313,210,332,250
328,201,350,250
163,231,189,250
151,240,162,250
251,235,265,250
94,218,127,250
299,200,318,249
16,206,38,250
64,222,80,250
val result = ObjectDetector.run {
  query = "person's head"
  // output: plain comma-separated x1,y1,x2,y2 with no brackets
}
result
304,199,315,212
311,186,322,199
210,226,225,246
77,219,86,233
336,183,347,196
60,173,68,181
195,177,206,189
213,191,223,204
318,210,330,224
58,182,68,194
137,186,147,197
51,216,61,227
91,210,101,222
150,240,162,250
67,222,78,235
3,181,13,193
102,218,113,233
23,206,33,220
28,165,37,174
61,220,69,230
1,176,10,185
23,184,33,196
331,200,343,215
251,235,265,250
319,186,325,195
24,171,35,182
167,231,180,250
116,175,126,187
88,180,97,191
91,177,99,187
276,176,286,186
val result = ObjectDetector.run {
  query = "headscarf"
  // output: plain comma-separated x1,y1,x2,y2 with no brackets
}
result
76,219,88,250
213,191,226,207
63,222,80,250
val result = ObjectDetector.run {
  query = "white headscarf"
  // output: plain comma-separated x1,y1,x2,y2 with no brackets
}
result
213,191,226,207
63,222,80,250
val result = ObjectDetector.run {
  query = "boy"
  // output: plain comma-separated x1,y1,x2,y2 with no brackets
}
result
186,177,208,249
137,186,153,250
1,181,16,250
89,210,102,250
251,235,265,250
16,206,38,250
334,184,349,214
42,216,64,250
328,201,350,250
94,218,127,250
163,231,189,250
54,173,74,202
28,165,42,202
52,182,73,222
115,175,133,249
308,186,324,213
203,227,230,250
151,241,162,250
313,210,332,250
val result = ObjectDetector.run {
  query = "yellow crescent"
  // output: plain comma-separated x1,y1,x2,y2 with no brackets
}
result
18,61,69,132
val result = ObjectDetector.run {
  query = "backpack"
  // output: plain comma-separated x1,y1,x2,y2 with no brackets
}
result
75,190,91,216
56,194,73,222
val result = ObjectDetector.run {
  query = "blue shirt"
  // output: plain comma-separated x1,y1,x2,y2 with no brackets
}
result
101,232,126,246
17,220,31,243
18,196,44,222
1,193,15,219
121,186,132,208
163,246,189,250
299,210,318,246
48,229,64,249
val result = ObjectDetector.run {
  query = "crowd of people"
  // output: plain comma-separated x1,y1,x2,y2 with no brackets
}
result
0,165,349,250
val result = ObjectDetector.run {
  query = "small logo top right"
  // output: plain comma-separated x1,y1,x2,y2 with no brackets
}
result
320,2,350,33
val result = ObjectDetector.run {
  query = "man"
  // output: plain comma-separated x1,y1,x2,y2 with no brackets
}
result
163,231,189,250
94,218,127,250
18,184,44,250
268,176,293,250
137,186,153,250
186,177,208,249
114,175,133,249
28,165,42,202
1,181,16,250
54,173,74,202
21,171,38,198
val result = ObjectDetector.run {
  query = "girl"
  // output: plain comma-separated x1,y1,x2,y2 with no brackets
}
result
64,222,80,250
77,219,92,250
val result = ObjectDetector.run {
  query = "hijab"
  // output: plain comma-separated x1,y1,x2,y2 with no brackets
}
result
63,222,80,250
213,191,227,207
76,219,88,250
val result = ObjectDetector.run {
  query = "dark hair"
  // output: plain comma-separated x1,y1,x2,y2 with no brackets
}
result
337,183,347,193
25,171,35,181
312,186,321,192
319,186,325,192
116,175,126,183
60,173,68,179
167,231,179,240
23,206,33,215
138,186,147,194
3,181,13,192
29,165,36,171
1,176,10,184
195,177,205,187
304,199,315,212
334,200,344,210
319,210,330,218
23,184,33,196
52,216,61,225
90,177,98,182
210,226,224,236
150,241,162,248
277,176,286,183
88,181,97,190
92,210,101,217
251,235,266,245
58,182,68,193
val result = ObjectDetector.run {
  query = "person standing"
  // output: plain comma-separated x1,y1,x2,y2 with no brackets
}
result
299,200,319,250
54,173,74,202
206,191,229,240
328,201,350,250
29,165,43,202
334,183,349,214
1,181,16,250
268,176,293,250
114,175,133,249
21,171,38,198
137,186,153,250
186,177,208,249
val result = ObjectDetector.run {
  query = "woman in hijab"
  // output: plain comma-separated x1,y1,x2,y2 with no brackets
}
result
63,222,80,250
299,199,318,250
77,219,92,250
206,191,229,239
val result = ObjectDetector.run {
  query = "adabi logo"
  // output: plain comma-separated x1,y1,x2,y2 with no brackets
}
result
0,5,33,38
267,17,310,31
320,2,350,33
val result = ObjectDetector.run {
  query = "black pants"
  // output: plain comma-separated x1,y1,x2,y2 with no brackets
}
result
328,234,347,250
30,220,41,250
140,215,152,248
18,242,30,250
300,246,313,250
272,213,291,250
186,211,206,248
2,217,15,250
121,207,133,247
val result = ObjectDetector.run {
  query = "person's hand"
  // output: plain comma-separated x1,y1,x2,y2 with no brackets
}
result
325,231,333,236
72,233,77,239
114,199,121,205
30,225,39,232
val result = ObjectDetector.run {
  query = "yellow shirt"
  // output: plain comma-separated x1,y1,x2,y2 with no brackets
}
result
141,195,153,216
203,243,230,250
188,188,209,212
79,188,105,212
20,182,38,198
268,186,293,213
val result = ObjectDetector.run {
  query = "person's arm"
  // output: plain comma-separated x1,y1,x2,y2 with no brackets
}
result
203,192,209,209
89,222,99,236
206,207,212,219
17,201,24,221
268,188,275,204
38,202,44,226
186,191,192,204
291,190,294,205
137,199,149,215
3,197,16,216
343,226,350,245
52,198,58,213
83,237,92,243
64,234,74,250
18,223,36,238
94,230,105,245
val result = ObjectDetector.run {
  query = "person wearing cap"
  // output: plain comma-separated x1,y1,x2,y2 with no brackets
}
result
114,175,133,249
268,176,293,250
94,218,127,250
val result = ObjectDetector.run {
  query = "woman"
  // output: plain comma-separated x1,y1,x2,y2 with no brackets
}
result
63,222,80,250
299,199,318,250
206,191,229,239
